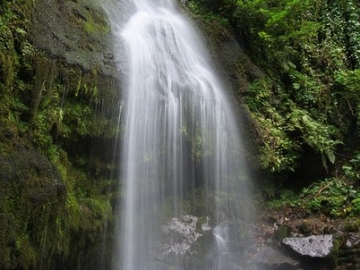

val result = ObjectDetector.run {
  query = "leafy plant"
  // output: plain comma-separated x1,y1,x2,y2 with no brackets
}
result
342,152,360,181
299,178,359,217
189,0,360,176
267,189,299,209
267,176,360,218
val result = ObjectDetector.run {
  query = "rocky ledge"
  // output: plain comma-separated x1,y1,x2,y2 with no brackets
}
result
250,209,360,270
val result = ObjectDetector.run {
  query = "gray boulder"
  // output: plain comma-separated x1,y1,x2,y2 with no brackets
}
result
160,215,211,258
283,235,333,258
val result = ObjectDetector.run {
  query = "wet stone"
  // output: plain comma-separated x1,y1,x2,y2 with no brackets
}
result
345,233,360,248
282,235,333,258
250,246,300,270
160,215,211,259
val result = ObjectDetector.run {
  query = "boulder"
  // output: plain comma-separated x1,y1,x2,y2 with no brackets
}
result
160,215,211,259
283,235,333,258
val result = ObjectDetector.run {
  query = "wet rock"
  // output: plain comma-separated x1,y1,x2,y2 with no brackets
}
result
0,145,66,204
215,252,245,270
30,0,119,77
338,233,360,267
334,265,356,270
250,246,301,270
283,235,333,258
147,261,180,270
345,233,360,248
160,215,211,258
0,144,67,269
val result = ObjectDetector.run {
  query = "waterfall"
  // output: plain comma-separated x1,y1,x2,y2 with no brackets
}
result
104,0,252,269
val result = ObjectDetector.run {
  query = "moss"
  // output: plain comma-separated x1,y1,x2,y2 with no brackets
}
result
344,220,360,232
0,136,117,269
68,3,110,35
274,225,291,241
298,221,312,235
329,235,343,268
0,145,67,269
84,14,110,34
0,25,17,87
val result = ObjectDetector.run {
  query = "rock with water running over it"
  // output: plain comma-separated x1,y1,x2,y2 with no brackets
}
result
160,215,212,259
250,246,301,270
147,261,181,270
282,234,333,258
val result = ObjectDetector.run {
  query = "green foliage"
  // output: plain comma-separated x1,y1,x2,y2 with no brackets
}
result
54,156,113,234
334,69,360,126
246,74,342,172
187,0,230,26
343,219,360,232
350,198,360,214
188,0,236,15
190,0,360,174
289,109,342,168
346,1,360,67
269,177,360,217
300,178,351,216
342,152,360,181
267,189,299,209
246,78,299,172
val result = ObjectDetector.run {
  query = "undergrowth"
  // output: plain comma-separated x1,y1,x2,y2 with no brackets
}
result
268,175,360,218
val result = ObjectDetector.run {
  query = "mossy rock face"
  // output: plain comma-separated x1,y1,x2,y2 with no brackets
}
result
0,94,118,269
0,143,66,269
1,1,120,269
0,24,17,87
30,0,119,77
0,144,65,194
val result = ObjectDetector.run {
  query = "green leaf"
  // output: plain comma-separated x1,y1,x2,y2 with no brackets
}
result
293,83,300,90
325,149,336,164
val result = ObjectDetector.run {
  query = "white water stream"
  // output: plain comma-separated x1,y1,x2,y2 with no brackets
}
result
104,0,252,269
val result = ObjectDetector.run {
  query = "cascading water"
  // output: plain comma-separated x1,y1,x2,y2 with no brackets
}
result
104,0,253,269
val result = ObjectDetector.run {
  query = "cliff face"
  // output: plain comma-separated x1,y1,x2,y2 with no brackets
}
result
0,0,122,269
30,0,119,77
0,0,261,269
